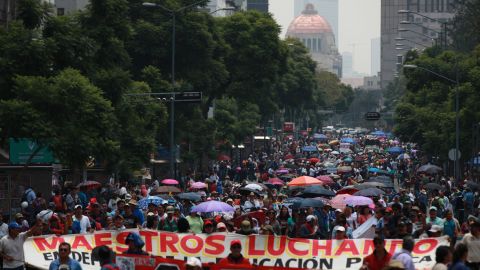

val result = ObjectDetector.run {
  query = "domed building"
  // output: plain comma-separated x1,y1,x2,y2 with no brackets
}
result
286,3,342,77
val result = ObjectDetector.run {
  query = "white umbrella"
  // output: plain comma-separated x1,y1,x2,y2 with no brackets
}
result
245,183,263,191
331,151,340,155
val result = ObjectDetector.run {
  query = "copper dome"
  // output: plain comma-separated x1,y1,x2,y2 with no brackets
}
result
287,3,333,34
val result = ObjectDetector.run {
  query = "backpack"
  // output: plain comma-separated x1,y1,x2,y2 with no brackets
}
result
22,189,33,204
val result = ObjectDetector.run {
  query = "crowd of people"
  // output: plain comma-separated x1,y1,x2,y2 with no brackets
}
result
1,130,480,270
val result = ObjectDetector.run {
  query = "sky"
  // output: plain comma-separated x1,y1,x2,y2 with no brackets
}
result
269,0,381,76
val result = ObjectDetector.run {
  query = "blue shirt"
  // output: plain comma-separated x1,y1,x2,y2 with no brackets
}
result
393,249,415,270
449,261,470,270
49,258,83,270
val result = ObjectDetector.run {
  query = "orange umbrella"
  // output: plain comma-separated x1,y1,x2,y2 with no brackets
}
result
287,176,323,187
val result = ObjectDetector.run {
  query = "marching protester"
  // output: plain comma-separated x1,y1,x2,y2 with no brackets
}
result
218,240,251,266
48,242,83,270
7,129,480,270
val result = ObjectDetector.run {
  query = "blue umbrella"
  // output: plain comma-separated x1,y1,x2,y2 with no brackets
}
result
371,131,386,136
176,192,202,202
138,196,166,209
302,145,318,152
343,157,353,163
313,133,328,140
387,146,404,154
341,137,355,144
368,167,380,173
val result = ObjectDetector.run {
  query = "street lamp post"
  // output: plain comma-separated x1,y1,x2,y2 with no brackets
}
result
398,10,448,49
143,0,207,179
398,28,437,46
403,64,460,182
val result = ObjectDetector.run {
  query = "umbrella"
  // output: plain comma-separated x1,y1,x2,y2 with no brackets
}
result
336,186,360,195
369,175,392,182
313,134,328,140
245,183,263,191
176,192,202,202
191,201,234,213
284,154,294,160
161,179,179,185
337,166,352,173
292,198,325,209
268,178,285,185
217,154,231,161
283,197,304,204
353,188,385,197
287,176,323,187
371,131,386,136
276,169,289,174
329,140,340,145
190,182,207,189
358,181,391,188
341,138,355,144
330,194,351,209
466,181,480,190
344,196,374,206
309,157,320,164
302,145,318,152
424,183,443,191
387,147,404,154
331,151,340,155
323,161,335,167
397,153,411,160
77,181,101,189
343,157,353,163
339,148,353,154
418,164,443,174
299,186,336,198
316,175,335,185
151,186,181,195
138,196,166,209
239,187,261,196
354,156,364,162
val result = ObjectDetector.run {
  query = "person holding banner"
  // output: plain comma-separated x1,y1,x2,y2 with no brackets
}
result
0,220,41,270
48,242,82,270
218,240,251,266
362,236,392,270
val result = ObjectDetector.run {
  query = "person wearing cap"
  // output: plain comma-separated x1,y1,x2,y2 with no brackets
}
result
333,225,347,240
243,192,260,212
109,215,126,230
0,220,41,270
71,205,92,233
158,206,178,232
185,257,202,270
124,232,149,255
362,236,392,270
48,242,82,270
426,206,444,230
14,213,29,232
218,240,251,265
122,202,140,229
460,221,480,269
298,215,318,239
216,222,227,232
203,220,214,234
236,220,254,235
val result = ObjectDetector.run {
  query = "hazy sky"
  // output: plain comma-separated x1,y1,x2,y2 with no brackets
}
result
270,0,380,75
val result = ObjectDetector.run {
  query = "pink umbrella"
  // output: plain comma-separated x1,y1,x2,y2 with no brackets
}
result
316,175,335,185
329,194,351,210
344,196,373,206
190,182,207,189
161,179,179,185
268,178,285,185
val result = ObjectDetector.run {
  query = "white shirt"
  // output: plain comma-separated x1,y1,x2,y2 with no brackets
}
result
0,232,29,268
73,215,91,233
461,233,480,262
0,223,8,238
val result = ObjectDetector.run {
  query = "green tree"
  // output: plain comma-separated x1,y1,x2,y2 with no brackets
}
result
0,69,118,178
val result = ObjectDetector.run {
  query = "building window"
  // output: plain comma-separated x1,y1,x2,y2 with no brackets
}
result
423,27,428,34
307,38,311,50
57,8,65,16
317,38,321,51
312,38,317,52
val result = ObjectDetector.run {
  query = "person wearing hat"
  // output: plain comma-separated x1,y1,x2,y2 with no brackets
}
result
158,206,178,232
333,225,347,240
218,240,251,265
243,192,260,212
72,205,92,234
185,257,202,270
124,232,148,255
203,220,214,234
108,215,126,230
426,206,444,230
362,236,392,270
298,215,318,239
216,222,227,232
48,242,82,270
459,221,480,269
0,220,41,270
122,201,140,229
236,220,254,235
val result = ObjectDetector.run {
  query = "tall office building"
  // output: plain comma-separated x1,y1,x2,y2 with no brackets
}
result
371,37,380,75
294,0,338,48
381,0,458,88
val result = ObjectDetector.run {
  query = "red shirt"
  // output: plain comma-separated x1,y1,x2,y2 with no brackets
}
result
218,254,251,266
363,250,392,270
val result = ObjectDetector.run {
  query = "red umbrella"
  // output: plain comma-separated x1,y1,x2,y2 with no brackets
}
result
217,154,231,161
309,157,320,164
316,175,335,185
268,178,285,185
336,186,359,195
77,181,101,189
284,154,294,160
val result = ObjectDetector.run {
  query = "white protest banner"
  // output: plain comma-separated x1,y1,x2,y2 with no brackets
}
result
24,230,448,270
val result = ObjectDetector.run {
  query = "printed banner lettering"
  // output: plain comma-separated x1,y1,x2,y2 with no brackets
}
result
24,230,449,270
